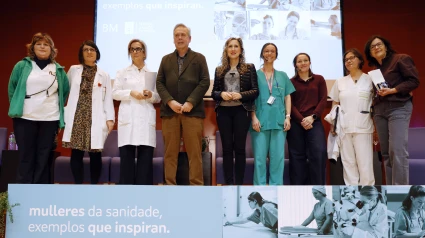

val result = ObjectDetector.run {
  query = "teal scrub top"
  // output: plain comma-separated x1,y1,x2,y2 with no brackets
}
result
313,198,334,235
252,69,295,131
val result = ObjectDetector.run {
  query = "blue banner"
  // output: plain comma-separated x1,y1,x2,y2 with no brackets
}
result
6,185,223,238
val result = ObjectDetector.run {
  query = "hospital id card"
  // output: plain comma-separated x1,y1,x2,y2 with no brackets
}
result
267,95,276,105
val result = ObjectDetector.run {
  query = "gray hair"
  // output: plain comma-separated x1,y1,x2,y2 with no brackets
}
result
173,23,191,37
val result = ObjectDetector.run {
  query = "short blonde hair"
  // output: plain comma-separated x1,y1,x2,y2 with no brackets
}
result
127,39,147,61
26,32,57,62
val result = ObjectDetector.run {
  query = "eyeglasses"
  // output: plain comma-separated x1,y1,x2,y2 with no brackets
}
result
370,42,384,50
130,47,144,53
344,56,356,63
83,48,96,53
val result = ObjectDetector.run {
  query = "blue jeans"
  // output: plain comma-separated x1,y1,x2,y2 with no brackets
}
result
374,100,412,185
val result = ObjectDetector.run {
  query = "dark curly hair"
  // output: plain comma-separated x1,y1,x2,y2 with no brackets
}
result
364,35,396,67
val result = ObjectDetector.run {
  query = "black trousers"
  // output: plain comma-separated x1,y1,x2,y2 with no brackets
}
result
119,145,154,185
216,105,251,185
70,149,102,184
13,118,58,184
287,120,327,185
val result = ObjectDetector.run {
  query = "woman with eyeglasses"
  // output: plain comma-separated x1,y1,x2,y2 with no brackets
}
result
62,40,115,184
287,53,327,185
8,32,69,184
250,43,294,185
278,11,308,40
328,48,375,185
112,39,160,185
212,37,258,185
336,186,388,238
394,186,425,237
364,35,420,185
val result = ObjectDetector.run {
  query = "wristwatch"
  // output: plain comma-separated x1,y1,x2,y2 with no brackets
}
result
286,115,291,119
312,114,317,120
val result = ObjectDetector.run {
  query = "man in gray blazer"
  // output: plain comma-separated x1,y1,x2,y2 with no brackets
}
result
156,23,210,185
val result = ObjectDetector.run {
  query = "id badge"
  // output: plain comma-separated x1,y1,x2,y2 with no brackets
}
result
267,95,276,105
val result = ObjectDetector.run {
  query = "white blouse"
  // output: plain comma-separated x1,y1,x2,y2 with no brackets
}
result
22,61,59,121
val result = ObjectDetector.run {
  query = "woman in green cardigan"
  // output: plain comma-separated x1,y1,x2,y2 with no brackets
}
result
8,32,69,184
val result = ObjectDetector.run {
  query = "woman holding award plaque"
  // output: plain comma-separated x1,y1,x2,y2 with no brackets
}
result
113,39,160,185
364,35,420,185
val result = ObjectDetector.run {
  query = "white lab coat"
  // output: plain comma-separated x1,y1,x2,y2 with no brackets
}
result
328,74,374,134
62,65,115,149
112,65,160,147
324,105,345,161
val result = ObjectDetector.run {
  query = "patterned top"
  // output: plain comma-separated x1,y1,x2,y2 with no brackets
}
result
220,69,242,107
63,64,101,152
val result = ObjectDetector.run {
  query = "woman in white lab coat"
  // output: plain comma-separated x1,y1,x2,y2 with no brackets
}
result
62,40,115,184
339,186,388,238
328,48,375,186
113,39,160,185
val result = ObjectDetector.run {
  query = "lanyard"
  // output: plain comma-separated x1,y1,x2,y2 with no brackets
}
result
266,70,274,95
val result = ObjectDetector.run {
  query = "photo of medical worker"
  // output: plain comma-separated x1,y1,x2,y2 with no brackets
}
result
310,11,342,40
223,186,278,238
214,11,249,40
246,0,310,11
333,186,388,238
248,12,279,40
311,0,340,11
215,0,246,11
278,186,334,238
385,185,425,238
277,11,311,40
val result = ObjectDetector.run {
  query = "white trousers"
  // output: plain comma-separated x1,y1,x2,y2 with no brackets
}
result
340,133,375,185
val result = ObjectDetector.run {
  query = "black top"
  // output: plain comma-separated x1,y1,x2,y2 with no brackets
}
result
34,56,51,70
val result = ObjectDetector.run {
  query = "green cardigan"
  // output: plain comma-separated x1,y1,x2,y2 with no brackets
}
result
8,57,70,128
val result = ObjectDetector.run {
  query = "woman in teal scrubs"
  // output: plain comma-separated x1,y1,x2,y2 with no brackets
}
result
251,43,295,185
224,191,278,232
301,186,333,235
394,185,425,237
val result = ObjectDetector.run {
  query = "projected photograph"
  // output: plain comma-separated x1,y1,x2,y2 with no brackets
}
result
214,11,249,40
215,0,246,11
279,186,389,238
278,186,334,237
277,11,311,40
96,0,344,80
311,0,340,11
311,11,342,40
248,12,280,40
246,0,310,11
333,186,388,238
385,185,425,238
223,186,278,238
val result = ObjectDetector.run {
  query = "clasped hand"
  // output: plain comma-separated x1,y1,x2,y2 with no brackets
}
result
221,92,242,101
301,116,314,130
168,100,193,114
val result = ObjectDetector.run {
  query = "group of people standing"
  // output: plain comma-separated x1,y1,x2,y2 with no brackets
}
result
7,23,419,186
